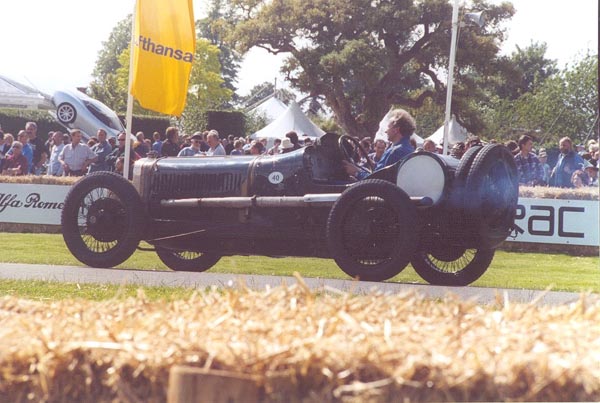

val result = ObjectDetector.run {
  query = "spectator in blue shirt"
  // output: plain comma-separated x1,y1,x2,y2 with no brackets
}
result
343,108,416,180
550,136,585,188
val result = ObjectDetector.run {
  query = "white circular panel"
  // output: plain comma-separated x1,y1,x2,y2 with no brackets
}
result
396,155,445,204
268,171,284,184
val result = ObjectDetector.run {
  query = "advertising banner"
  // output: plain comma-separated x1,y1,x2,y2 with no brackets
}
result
507,197,599,247
0,184,69,225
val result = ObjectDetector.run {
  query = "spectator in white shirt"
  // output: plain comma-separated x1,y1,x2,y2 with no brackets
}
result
206,130,226,156
58,129,97,176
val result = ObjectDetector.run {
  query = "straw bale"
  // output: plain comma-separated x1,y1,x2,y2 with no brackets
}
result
0,282,599,402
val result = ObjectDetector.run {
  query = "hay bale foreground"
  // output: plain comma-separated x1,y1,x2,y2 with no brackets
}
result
0,281,598,402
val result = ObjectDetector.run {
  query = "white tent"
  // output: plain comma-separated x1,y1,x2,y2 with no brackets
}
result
0,75,53,110
247,94,288,123
426,116,468,146
251,101,325,146
374,109,424,146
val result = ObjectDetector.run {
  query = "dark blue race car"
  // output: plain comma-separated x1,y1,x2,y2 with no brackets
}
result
61,133,518,286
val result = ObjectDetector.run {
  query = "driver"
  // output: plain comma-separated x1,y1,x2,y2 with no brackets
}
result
343,108,416,180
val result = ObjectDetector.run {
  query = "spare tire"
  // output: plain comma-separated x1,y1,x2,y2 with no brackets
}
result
447,145,483,211
326,179,419,282
464,144,519,248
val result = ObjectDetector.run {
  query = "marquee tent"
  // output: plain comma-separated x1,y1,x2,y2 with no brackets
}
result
0,75,53,110
426,116,468,146
247,94,288,123
251,101,325,146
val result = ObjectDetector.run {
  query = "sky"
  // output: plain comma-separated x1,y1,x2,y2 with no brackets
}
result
0,0,597,97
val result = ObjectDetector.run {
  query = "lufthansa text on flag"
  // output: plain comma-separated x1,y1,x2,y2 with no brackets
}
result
131,0,195,116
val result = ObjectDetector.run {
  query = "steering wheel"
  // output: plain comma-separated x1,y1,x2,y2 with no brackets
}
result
338,135,375,173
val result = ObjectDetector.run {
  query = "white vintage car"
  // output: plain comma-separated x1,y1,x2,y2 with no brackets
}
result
52,90,124,139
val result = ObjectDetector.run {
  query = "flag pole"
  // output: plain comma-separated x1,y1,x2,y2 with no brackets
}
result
124,1,137,178
442,0,459,156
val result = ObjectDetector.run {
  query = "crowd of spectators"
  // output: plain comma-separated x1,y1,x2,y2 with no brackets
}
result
0,120,598,189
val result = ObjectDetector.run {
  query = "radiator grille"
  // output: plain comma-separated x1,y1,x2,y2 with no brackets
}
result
151,172,244,198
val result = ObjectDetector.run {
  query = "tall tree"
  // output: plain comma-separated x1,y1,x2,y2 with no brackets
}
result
228,0,515,137
89,16,131,111
495,41,558,100
483,53,598,146
197,0,242,103
182,39,233,131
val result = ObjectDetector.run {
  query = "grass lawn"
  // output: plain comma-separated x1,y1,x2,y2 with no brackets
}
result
0,233,598,295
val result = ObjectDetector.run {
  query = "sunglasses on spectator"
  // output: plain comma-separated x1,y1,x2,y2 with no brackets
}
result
118,139,126,142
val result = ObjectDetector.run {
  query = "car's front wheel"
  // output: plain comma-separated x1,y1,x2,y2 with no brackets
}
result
411,247,495,286
326,179,419,282
156,248,221,272
61,172,144,268
56,102,77,124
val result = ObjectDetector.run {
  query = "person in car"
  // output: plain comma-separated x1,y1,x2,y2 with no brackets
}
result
343,108,416,180
285,131,302,151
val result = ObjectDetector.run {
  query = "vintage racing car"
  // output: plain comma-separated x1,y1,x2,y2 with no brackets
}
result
61,133,519,286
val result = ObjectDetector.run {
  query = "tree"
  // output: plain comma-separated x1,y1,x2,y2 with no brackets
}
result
228,0,515,138
89,16,131,111
197,0,242,103
483,53,598,146
494,41,558,100
182,39,234,132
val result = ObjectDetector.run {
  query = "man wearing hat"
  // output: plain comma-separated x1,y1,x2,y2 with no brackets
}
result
537,149,551,184
280,138,295,154
178,133,205,156
583,159,598,186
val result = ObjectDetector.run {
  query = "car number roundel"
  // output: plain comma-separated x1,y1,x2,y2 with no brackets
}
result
268,171,284,184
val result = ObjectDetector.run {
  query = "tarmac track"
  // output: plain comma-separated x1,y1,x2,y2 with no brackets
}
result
0,262,593,306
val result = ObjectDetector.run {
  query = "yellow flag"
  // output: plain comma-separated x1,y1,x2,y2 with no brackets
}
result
131,0,195,116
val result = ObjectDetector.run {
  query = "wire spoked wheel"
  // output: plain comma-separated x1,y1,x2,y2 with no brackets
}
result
327,179,418,282
340,196,399,266
411,247,495,286
62,172,144,268
155,248,221,272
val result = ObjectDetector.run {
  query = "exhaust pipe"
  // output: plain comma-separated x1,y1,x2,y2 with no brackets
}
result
160,194,433,208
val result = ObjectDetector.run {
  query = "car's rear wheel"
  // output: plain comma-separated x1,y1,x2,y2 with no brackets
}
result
156,248,221,272
326,179,418,282
411,247,495,286
56,102,77,124
61,172,144,268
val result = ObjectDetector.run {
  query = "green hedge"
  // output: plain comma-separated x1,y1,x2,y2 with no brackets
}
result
206,110,246,138
0,109,64,144
118,115,171,139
